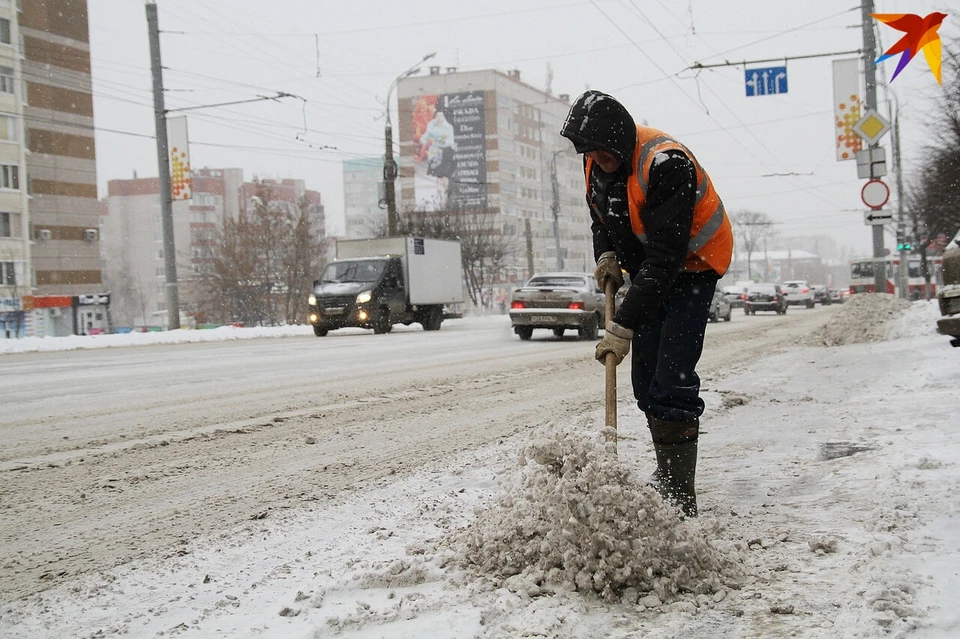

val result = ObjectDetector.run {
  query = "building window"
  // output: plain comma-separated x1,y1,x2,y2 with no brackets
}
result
0,211,11,237
1,261,15,286
0,164,18,190
0,19,10,45
0,67,14,94
0,115,16,141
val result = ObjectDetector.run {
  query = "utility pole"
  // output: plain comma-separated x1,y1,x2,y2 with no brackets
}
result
550,152,563,271
384,116,399,236
862,0,886,294
892,100,908,298
146,1,179,330
524,219,534,281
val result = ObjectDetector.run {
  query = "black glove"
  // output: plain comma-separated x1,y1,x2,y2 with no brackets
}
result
594,251,624,291
595,321,633,365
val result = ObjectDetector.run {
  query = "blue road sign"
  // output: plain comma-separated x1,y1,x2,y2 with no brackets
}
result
745,66,788,96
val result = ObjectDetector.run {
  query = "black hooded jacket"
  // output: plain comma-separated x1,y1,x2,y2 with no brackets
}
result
561,90,701,328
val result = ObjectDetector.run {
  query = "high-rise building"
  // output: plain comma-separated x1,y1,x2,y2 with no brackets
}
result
19,0,102,336
0,1,29,338
102,169,324,329
396,67,590,282
342,156,392,239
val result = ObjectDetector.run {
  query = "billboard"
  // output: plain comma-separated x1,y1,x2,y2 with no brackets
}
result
831,59,863,162
167,116,192,200
411,91,487,210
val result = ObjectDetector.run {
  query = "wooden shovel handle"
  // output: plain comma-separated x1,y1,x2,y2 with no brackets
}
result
604,280,618,438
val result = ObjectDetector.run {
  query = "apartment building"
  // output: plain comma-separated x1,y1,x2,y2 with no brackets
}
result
343,156,392,239
19,0,102,336
0,0,28,338
102,169,324,328
396,67,590,282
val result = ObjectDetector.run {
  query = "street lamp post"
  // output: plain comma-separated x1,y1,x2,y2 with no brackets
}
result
383,52,436,237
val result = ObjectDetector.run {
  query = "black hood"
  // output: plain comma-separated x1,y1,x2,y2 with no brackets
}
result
560,90,637,172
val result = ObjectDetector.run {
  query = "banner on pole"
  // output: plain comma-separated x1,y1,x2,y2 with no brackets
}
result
167,116,192,200
832,59,863,161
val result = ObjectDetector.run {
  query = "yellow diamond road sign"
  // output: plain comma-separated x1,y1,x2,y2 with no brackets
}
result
853,110,891,145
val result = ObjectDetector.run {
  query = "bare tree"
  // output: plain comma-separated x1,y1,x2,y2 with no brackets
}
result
280,194,330,324
732,210,777,281
905,38,960,296
199,181,327,325
101,252,149,327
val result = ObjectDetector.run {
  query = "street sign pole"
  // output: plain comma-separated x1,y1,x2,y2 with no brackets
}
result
861,0,885,294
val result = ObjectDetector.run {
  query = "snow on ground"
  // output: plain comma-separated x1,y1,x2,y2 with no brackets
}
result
2,296,959,638
0,314,507,355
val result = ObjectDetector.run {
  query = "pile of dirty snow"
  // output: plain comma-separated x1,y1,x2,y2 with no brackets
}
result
443,426,744,605
803,293,911,346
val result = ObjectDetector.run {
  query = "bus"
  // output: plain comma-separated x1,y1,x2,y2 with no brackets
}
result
849,255,943,299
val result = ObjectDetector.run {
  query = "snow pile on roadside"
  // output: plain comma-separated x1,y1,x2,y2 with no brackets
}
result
886,298,943,339
803,293,911,346
444,425,744,605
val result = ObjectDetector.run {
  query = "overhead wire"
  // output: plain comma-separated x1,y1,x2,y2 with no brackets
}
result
604,0,860,215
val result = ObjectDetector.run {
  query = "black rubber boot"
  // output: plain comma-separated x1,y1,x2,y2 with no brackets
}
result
649,417,699,517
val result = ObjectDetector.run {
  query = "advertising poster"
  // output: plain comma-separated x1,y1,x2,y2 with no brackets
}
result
831,59,863,162
167,116,192,200
411,91,487,210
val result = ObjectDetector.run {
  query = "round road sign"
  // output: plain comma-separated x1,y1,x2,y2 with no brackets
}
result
861,179,890,210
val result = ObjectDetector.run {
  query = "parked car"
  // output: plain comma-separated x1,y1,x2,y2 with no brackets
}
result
744,283,787,315
782,280,815,308
722,284,746,309
825,286,845,304
509,272,605,340
709,289,732,322
811,285,829,305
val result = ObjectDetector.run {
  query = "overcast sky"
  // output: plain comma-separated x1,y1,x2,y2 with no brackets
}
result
87,0,956,255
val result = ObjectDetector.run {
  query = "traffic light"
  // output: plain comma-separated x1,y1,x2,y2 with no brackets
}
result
897,242,913,251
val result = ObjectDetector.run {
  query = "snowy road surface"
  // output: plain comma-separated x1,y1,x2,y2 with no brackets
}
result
2,302,958,638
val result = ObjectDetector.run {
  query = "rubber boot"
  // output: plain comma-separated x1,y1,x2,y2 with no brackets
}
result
649,417,699,517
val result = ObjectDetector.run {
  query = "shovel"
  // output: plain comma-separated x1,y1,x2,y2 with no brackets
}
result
603,280,618,448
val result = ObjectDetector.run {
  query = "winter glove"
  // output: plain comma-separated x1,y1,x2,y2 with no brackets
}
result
595,321,633,365
594,251,624,291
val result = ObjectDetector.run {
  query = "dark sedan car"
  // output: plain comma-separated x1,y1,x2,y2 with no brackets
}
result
743,283,787,315
509,272,605,340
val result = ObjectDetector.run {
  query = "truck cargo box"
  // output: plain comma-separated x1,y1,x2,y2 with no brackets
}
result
335,237,463,305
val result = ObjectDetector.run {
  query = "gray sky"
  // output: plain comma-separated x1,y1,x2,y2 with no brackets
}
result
88,0,956,255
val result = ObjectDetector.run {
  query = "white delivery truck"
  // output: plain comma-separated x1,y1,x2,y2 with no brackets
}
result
307,237,463,336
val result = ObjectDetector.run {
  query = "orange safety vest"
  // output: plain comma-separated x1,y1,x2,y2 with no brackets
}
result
586,125,733,276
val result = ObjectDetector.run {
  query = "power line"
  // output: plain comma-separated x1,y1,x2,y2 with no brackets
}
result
689,49,862,70
591,1,852,214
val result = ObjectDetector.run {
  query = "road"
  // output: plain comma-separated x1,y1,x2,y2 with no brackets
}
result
0,306,837,602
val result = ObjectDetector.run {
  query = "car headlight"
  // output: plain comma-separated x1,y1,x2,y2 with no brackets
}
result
356,291,372,304
308,294,317,305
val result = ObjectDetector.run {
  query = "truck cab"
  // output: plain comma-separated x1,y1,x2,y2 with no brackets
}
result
309,257,403,335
